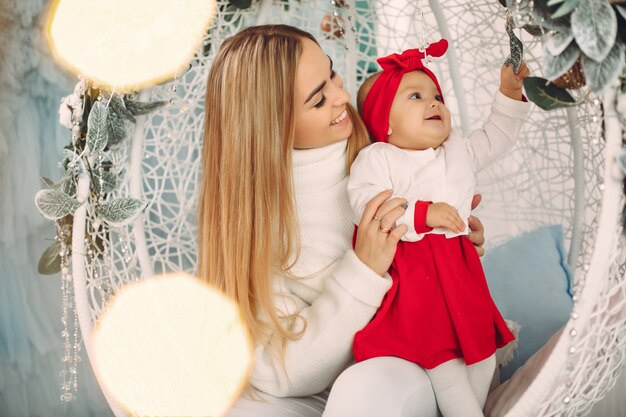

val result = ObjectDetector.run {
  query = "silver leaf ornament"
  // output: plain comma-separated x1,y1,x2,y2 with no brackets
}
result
504,15,524,74
97,198,148,227
571,0,617,62
86,101,109,154
544,30,574,56
581,42,625,93
542,41,581,81
35,189,82,220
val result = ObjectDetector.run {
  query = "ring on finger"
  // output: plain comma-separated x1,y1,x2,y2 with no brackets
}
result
373,215,381,221
379,225,391,234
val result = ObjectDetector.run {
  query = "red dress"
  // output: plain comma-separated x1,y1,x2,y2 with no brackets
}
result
352,203,514,369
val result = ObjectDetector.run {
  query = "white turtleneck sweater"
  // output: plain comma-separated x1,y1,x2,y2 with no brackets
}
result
249,139,392,397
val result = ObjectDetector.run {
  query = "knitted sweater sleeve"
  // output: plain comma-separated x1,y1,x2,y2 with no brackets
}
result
465,90,531,173
249,250,392,397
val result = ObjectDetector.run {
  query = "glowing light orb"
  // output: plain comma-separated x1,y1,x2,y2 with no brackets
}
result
45,0,217,92
92,273,252,417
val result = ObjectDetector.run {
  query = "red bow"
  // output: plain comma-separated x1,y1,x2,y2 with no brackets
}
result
378,39,448,72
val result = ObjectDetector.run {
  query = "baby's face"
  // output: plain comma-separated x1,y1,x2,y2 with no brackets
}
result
387,70,451,150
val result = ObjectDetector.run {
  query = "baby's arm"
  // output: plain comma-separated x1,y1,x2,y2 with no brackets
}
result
466,63,531,173
426,202,466,234
347,146,394,226
499,61,530,101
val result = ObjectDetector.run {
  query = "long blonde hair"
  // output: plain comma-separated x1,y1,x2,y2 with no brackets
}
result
198,24,370,360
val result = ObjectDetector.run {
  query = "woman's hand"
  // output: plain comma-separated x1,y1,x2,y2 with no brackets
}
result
468,194,486,257
354,190,408,276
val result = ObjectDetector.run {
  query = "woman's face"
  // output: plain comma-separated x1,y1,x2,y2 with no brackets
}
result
293,38,353,149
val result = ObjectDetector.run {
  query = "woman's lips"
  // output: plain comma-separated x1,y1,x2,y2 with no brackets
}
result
330,109,349,126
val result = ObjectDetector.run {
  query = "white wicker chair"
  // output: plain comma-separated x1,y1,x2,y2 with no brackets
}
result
68,1,625,416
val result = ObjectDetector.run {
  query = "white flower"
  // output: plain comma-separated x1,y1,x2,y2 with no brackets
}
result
58,82,86,129
68,93,83,112
58,96,73,129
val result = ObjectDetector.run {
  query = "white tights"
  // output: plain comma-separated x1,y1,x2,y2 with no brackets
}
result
426,354,496,417
323,356,438,417
225,355,494,417
226,356,438,417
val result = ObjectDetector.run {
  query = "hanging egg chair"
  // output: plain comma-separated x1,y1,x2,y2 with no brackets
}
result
60,0,625,416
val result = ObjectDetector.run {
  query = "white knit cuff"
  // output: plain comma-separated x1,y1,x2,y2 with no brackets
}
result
493,90,531,120
332,250,392,307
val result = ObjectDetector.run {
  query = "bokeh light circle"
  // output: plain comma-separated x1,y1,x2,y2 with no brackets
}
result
45,0,217,92
92,273,252,417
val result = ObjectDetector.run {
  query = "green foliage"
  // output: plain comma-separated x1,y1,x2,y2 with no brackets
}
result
37,79,165,275
38,241,62,275
97,198,148,227
523,77,576,110
571,0,617,62
542,41,580,80
615,5,626,45
532,0,571,31
86,102,108,154
229,0,252,9
544,30,574,56
35,189,82,220
500,0,626,101
41,177,60,189
100,170,118,193
581,43,626,93
125,98,167,117
549,0,580,19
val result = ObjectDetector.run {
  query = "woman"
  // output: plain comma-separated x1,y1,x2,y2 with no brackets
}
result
198,24,486,417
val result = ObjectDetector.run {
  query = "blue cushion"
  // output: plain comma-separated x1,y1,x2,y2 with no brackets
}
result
483,225,573,381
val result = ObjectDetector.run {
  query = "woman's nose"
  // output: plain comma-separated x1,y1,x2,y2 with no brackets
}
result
332,84,350,106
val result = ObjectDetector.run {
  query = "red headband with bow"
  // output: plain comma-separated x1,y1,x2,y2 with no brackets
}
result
362,39,448,143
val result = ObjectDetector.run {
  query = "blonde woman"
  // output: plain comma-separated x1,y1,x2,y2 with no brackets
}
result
199,25,486,417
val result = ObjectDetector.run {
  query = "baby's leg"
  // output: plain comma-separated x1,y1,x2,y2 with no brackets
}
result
425,359,484,417
466,354,496,408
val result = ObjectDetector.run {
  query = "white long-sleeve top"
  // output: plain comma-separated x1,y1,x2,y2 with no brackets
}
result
249,139,393,397
348,91,530,242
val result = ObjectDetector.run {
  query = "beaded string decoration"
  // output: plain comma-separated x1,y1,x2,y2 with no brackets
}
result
323,0,358,48
415,1,431,64
57,220,81,402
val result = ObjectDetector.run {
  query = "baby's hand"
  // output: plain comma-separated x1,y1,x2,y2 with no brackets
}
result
500,62,530,101
425,202,466,233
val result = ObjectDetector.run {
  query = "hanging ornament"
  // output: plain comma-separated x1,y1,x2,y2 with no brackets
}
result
552,59,587,89
321,0,358,48
320,14,346,38
503,13,524,74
